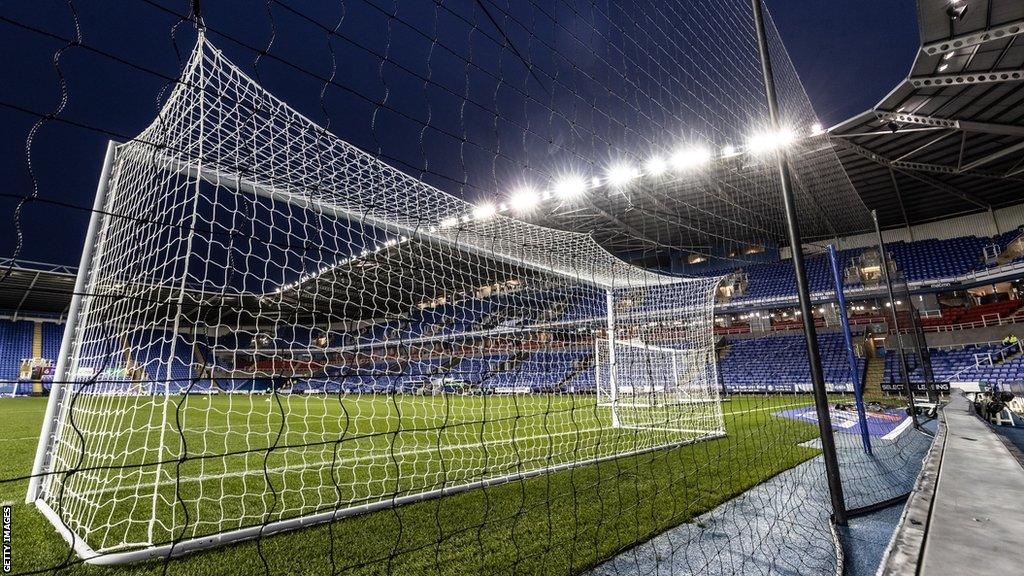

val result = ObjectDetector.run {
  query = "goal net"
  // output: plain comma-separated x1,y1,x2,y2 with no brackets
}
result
27,34,723,564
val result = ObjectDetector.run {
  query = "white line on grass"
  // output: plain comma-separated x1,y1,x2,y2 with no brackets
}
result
67,400,796,499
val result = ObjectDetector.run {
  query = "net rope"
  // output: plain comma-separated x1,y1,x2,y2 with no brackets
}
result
36,34,724,558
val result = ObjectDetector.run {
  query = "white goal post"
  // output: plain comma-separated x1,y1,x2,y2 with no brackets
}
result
26,34,724,564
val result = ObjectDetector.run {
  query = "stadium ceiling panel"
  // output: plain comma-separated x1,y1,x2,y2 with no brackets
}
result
829,0,1024,229
0,259,76,318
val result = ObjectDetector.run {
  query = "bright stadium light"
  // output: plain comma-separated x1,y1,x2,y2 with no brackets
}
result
554,175,588,199
644,156,668,176
721,144,737,157
606,163,639,187
439,216,459,229
810,122,824,135
747,127,795,154
509,187,540,212
947,0,968,21
473,202,497,220
670,147,711,170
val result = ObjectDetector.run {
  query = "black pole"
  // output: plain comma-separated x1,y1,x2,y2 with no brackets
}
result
902,293,938,403
750,0,846,526
872,210,920,427
192,0,204,28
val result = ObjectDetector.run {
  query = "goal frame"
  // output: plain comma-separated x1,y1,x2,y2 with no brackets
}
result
26,37,725,565
27,141,724,566
26,140,117,504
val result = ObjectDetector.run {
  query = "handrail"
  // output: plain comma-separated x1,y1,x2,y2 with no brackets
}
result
949,341,1023,381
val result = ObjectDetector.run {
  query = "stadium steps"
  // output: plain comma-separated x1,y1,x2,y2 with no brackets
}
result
441,354,464,371
994,231,1024,265
557,356,593,391
862,356,884,399
31,322,43,394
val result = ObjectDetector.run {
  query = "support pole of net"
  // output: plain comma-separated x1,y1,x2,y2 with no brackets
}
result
750,0,847,525
872,210,920,428
605,289,620,428
26,140,117,503
827,244,872,455
903,295,938,404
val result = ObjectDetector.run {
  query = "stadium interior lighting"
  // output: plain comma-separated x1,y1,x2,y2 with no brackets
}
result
644,156,668,176
591,176,602,187
509,187,540,212
810,123,824,136
938,64,948,72
554,175,588,199
721,144,737,157
944,51,954,60
472,202,497,220
439,216,459,229
606,163,639,187
746,128,795,154
670,147,712,170
947,1,968,21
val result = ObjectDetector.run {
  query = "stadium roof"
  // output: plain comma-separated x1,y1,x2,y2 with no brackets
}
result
0,259,76,319
829,0,1024,228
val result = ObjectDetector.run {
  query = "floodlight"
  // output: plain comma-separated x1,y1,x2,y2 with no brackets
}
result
644,156,668,176
810,123,824,136
947,1,968,20
509,187,540,212
473,202,497,220
606,164,638,187
746,128,795,153
670,147,711,170
554,175,588,199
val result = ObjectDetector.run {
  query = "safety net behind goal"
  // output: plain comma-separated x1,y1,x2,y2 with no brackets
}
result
27,35,723,564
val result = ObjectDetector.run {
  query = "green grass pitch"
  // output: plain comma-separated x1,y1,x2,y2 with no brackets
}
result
0,393,822,575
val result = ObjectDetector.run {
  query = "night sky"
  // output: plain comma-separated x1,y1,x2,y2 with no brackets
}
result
0,0,920,268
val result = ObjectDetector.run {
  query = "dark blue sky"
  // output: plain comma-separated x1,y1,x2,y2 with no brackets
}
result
0,0,920,268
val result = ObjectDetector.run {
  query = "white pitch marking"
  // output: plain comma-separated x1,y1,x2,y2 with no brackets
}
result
60,400,791,499
882,416,913,440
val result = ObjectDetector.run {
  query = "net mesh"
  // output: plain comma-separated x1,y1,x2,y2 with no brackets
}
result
35,35,723,557
0,0,940,574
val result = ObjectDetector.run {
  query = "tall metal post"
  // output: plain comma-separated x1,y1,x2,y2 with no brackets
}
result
750,0,846,525
828,245,872,454
26,141,118,503
872,210,920,427
605,289,620,428
902,296,938,403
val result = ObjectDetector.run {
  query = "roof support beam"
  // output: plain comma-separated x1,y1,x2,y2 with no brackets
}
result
960,140,1024,172
888,168,913,234
873,111,1024,138
921,19,1024,56
892,130,958,162
13,271,41,321
832,138,991,210
1005,155,1024,178
909,69,1024,89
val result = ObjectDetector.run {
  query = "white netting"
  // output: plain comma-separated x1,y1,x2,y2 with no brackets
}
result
33,35,723,559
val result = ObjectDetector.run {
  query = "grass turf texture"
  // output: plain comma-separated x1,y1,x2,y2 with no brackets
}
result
1,393,822,575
